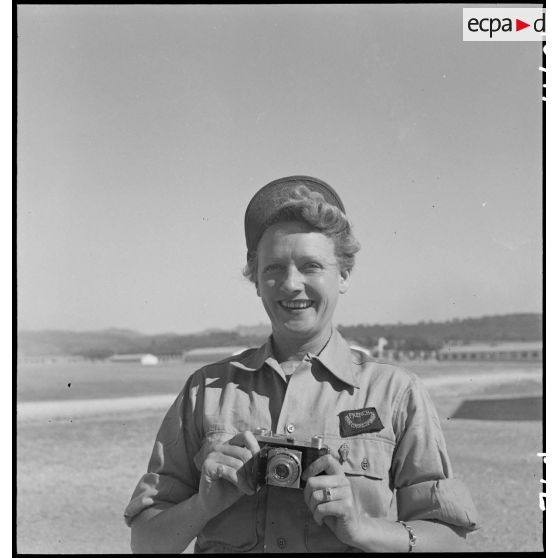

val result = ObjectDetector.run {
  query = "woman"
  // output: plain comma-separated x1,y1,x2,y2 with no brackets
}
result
125,176,479,553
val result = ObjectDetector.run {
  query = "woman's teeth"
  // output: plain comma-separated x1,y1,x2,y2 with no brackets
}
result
279,300,313,309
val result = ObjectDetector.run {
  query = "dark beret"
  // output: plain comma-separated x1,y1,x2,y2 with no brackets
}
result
244,175,346,253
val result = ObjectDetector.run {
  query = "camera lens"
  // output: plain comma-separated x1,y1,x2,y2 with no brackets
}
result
267,450,301,488
274,463,290,479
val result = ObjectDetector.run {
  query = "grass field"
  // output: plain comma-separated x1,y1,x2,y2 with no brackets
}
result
16,360,544,553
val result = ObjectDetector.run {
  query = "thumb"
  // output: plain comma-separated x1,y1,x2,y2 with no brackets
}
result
323,516,336,532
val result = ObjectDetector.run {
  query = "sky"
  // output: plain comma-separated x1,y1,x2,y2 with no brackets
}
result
17,4,543,335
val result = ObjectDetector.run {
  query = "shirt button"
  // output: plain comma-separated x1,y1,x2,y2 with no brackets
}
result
286,424,295,434
277,537,287,549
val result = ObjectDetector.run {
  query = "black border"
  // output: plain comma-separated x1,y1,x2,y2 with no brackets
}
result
13,2,547,556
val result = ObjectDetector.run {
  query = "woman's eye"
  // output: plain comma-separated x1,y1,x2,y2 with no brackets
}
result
303,262,322,271
263,264,282,273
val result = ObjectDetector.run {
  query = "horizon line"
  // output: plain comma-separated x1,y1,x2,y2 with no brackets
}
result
17,310,543,337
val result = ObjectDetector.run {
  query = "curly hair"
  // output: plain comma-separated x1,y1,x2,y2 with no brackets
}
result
243,185,360,283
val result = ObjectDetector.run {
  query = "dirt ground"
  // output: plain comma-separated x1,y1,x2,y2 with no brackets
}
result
16,362,543,553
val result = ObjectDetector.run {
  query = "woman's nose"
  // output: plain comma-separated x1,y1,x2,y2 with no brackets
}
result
280,266,304,292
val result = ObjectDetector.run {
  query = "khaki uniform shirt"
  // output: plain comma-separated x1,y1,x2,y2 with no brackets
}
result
124,329,479,553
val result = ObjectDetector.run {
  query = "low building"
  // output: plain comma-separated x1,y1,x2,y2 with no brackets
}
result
109,353,159,366
437,341,542,361
390,349,438,361
17,354,87,365
182,346,249,362
156,353,183,363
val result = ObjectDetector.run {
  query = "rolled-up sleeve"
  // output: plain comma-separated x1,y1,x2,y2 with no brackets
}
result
124,374,203,526
391,375,480,531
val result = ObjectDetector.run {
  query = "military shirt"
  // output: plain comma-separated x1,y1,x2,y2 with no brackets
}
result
124,329,479,553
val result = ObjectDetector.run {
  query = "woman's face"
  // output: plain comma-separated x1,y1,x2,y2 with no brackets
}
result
256,221,350,343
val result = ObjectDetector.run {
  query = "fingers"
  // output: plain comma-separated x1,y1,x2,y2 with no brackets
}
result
303,455,347,510
312,501,340,526
312,497,346,526
302,454,343,481
195,429,258,467
227,430,261,456
206,451,247,472
203,430,261,494
213,443,254,464
307,484,354,526
304,474,345,491
302,465,354,528
204,453,255,495
304,482,351,511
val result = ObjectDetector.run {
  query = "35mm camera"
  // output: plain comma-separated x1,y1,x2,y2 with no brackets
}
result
253,428,329,489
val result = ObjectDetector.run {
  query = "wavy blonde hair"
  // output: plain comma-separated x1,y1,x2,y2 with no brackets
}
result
243,185,360,283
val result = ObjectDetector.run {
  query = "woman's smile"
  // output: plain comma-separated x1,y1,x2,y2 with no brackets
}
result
278,299,315,310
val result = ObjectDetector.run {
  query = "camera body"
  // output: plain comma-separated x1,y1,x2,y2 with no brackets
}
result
254,428,329,489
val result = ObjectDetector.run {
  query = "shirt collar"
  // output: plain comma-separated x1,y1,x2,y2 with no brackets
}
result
230,328,360,389
230,336,275,372
309,328,360,389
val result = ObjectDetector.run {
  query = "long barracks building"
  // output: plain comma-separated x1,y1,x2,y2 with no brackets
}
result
437,341,542,361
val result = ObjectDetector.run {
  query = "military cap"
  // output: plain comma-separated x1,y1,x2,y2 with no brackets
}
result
244,175,346,253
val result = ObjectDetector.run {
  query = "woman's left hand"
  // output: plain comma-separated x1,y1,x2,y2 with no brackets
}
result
302,454,363,547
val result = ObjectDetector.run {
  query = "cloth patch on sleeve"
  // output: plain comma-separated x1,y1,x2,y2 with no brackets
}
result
338,407,384,437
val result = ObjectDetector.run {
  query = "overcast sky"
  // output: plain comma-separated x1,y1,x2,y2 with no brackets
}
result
17,4,543,334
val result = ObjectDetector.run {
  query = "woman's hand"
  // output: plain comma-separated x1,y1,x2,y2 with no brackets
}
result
302,454,363,547
198,431,260,519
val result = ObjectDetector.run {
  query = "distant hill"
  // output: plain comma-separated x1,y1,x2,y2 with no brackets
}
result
18,313,542,358
17,324,271,359
17,328,149,359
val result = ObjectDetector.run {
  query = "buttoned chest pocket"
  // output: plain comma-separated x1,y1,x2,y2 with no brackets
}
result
335,435,394,479
304,436,395,552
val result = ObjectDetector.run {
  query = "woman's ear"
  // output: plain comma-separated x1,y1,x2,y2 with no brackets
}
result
339,269,351,294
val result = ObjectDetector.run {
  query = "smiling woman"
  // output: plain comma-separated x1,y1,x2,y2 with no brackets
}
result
242,180,360,284
124,176,480,553
242,181,360,362
255,221,351,361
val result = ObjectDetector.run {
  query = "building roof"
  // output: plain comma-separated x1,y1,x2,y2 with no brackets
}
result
109,353,157,360
439,341,542,354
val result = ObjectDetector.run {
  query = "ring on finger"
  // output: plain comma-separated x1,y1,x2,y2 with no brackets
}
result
322,487,334,502
216,464,225,478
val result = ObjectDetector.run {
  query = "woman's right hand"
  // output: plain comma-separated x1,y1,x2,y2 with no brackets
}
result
198,431,261,518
